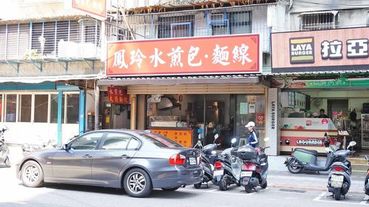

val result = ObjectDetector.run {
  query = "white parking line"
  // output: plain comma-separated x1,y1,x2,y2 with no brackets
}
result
360,196,369,205
313,192,369,205
313,192,326,201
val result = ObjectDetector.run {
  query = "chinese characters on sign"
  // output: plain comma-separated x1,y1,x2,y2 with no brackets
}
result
272,27,369,72
108,86,129,105
107,35,260,76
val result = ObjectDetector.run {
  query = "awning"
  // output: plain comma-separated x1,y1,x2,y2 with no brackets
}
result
0,73,103,84
98,74,261,86
265,70,369,78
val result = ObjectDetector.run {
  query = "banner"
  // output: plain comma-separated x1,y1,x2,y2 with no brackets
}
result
272,27,369,73
107,34,260,76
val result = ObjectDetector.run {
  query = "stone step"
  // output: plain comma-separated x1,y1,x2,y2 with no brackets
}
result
349,157,368,165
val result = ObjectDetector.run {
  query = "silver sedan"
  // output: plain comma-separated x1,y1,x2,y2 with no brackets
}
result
16,130,202,197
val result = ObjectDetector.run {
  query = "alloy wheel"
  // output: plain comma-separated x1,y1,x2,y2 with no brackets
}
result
127,172,146,194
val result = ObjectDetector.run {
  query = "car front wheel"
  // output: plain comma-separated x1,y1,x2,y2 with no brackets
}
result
21,160,44,187
123,168,152,198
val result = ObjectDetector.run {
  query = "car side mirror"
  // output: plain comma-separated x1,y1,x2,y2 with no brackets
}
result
63,144,71,151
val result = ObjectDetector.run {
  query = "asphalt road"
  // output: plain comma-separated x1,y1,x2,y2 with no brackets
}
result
1,165,369,207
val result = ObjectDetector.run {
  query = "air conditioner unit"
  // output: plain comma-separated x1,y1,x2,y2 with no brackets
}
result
210,13,228,26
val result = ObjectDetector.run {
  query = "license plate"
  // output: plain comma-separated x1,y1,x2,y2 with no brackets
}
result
241,171,252,177
189,157,196,165
213,170,224,177
331,175,344,188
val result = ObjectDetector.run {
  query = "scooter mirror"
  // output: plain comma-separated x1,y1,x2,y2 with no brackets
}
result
231,138,237,144
264,137,270,142
347,141,357,149
214,134,219,140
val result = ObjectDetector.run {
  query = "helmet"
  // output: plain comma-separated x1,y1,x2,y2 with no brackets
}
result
245,121,255,128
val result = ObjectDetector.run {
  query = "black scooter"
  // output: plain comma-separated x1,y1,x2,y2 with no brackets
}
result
327,141,356,200
213,138,242,191
193,134,220,188
238,145,269,193
285,136,349,174
0,126,10,167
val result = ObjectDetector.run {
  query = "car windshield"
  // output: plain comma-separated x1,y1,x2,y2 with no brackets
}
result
140,133,183,148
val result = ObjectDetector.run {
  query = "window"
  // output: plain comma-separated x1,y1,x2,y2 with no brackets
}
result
5,94,16,122
50,94,65,123
300,12,337,31
127,138,141,150
211,11,251,35
158,15,194,38
141,133,182,148
34,95,48,122
101,133,131,150
66,94,79,124
171,22,192,38
85,24,100,45
19,95,31,122
70,132,103,150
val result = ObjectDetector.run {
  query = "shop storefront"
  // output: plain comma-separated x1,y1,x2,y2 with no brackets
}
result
99,34,269,150
271,27,369,153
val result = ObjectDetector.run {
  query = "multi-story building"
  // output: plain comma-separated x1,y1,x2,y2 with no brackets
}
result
0,0,104,146
270,0,369,153
100,0,287,155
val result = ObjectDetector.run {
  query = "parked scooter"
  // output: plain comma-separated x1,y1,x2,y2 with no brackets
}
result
285,134,349,174
0,126,10,167
193,134,221,188
213,138,242,191
327,141,356,200
364,155,369,196
238,144,269,193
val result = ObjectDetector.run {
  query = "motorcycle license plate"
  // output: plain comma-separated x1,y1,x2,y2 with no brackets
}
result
213,170,224,177
189,157,196,165
331,175,344,188
241,171,252,177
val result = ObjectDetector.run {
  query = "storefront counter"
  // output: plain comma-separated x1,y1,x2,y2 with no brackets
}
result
150,127,193,148
280,118,338,154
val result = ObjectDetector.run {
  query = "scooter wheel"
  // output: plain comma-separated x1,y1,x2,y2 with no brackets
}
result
287,161,302,174
219,177,228,191
194,183,202,189
245,184,253,193
261,181,267,189
333,188,341,200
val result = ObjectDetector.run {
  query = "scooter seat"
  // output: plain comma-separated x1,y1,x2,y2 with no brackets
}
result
294,148,318,156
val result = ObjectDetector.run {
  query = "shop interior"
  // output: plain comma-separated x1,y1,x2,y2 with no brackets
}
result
281,89,369,150
146,94,265,149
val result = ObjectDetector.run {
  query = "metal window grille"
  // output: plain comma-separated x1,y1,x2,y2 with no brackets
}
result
158,15,194,38
108,4,270,52
300,12,336,31
0,19,101,61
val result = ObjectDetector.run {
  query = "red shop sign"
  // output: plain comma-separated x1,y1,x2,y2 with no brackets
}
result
107,34,260,76
108,86,129,104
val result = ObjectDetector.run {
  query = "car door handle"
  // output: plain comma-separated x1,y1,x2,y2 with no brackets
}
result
121,154,130,159
83,154,92,158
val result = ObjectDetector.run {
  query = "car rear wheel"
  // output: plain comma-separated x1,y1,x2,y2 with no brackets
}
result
123,168,152,198
21,160,44,187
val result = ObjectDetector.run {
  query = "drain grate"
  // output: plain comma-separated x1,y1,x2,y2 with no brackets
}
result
279,189,306,193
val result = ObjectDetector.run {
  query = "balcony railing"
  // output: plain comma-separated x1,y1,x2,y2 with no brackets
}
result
107,4,271,52
0,19,101,61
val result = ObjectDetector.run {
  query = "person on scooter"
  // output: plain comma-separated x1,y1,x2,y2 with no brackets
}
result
245,121,258,148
